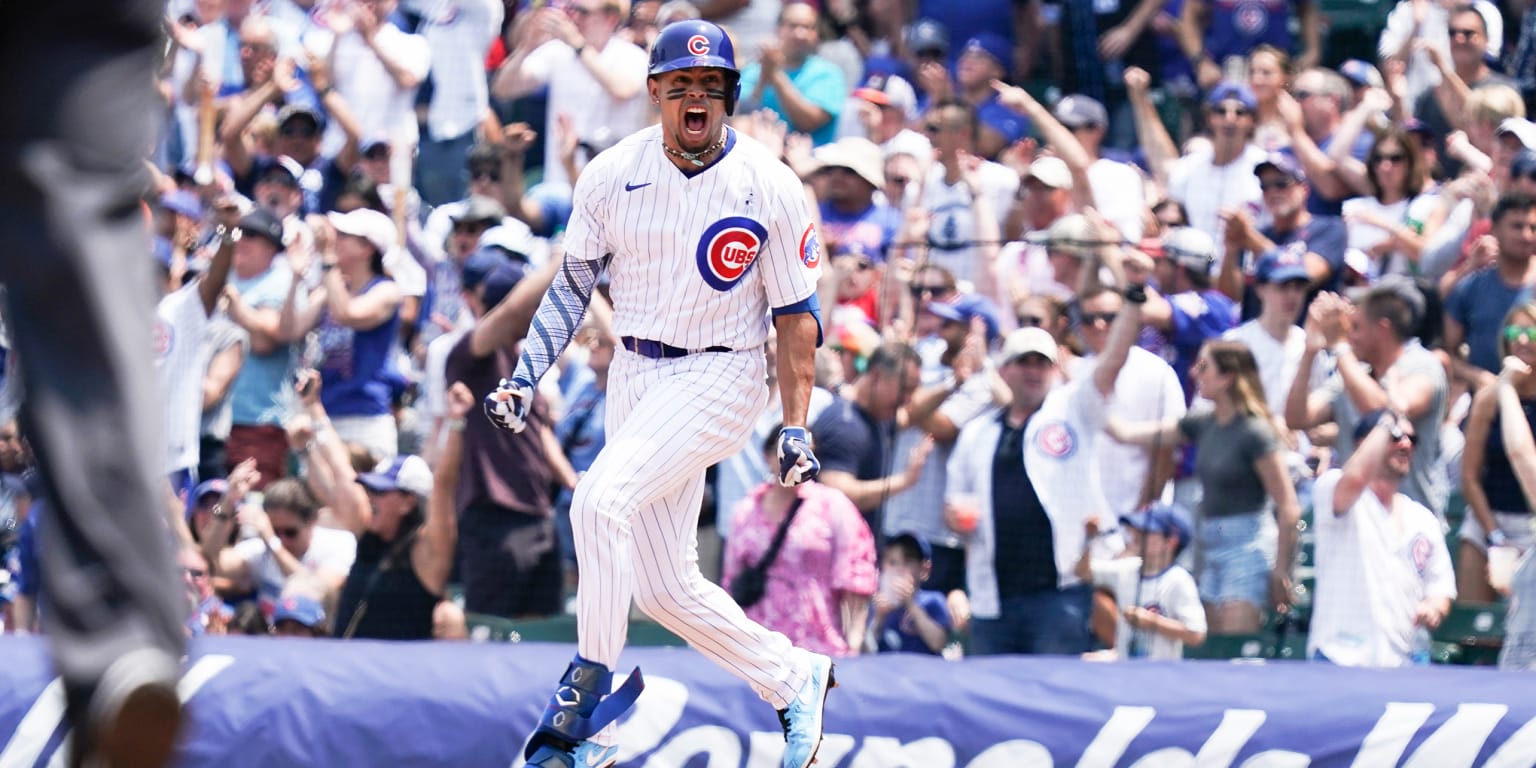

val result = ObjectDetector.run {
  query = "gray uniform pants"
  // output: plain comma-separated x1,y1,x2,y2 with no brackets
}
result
0,0,185,716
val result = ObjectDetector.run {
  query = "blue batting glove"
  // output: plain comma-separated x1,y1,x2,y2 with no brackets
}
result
484,378,533,433
777,426,819,487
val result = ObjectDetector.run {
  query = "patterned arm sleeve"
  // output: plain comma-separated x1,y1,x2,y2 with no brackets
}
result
510,253,610,388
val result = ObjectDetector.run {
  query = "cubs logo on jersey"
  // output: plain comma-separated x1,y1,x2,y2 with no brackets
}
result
1410,534,1432,575
153,318,173,361
687,34,710,56
696,216,767,291
1035,421,1078,459
799,224,820,269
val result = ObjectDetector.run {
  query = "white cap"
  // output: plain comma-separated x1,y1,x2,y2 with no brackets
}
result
812,137,886,189
1475,0,1504,57
1161,227,1217,274
1024,156,1073,190
1000,327,1058,364
357,455,433,498
881,129,932,162
1499,118,1536,150
327,209,396,257
479,222,537,260
853,73,919,122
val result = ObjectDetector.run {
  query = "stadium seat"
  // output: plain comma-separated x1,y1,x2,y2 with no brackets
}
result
1316,0,1392,66
1271,630,1310,660
1185,633,1272,660
465,612,519,643
1433,601,1508,665
1431,641,1464,664
1443,490,1466,531
466,614,689,647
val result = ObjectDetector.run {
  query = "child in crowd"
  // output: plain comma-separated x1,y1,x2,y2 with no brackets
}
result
1079,505,1206,660
866,532,952,655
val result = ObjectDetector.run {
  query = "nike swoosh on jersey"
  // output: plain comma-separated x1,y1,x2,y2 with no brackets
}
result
624,181,652,191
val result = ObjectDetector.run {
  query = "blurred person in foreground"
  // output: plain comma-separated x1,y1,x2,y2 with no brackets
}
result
0,0,185,764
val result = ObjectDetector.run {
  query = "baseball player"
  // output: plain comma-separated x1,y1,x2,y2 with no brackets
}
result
484,20,833,768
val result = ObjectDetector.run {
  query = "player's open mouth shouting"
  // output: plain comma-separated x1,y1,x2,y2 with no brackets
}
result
683,105,710,143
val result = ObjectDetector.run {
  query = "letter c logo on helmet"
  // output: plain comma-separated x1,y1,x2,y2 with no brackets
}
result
648,20,742,115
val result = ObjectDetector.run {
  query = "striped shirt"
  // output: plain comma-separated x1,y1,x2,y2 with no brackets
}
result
515,125,821,386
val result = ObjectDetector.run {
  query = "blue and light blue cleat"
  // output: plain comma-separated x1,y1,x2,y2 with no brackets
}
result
525,742,618,768
777,650,837,768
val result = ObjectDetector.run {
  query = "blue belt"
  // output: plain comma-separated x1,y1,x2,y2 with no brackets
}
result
620,336,732,359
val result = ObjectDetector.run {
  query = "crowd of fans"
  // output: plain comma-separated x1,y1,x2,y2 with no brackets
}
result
4,0,1536,670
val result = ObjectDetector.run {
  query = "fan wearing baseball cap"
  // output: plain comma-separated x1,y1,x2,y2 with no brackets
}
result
1223,151,1346,321
868,532,952,655
1075,503,1205,660
1124,227,1238,401
944,268,1144,656
951,34,1030,159
811,137,900,269
1223,246,1317,421
330,454,441,639
280,210,405,462
223,61,359,216
226,206,308,486
992,82,1144,242
271,594,330,638
850,70,927,155
1163,82,1268,254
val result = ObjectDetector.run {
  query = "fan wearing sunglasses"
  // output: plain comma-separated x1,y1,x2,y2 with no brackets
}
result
1342,127,1435,276
221,52,363,213
1307,408,1453,668
204,478,357,615
1164,82,1268,255
1457,302,1536,602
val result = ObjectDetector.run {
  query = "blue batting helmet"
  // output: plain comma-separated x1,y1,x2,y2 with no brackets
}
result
648,20,741,115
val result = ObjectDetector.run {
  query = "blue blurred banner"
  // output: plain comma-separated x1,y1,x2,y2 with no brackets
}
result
1,635,1533,767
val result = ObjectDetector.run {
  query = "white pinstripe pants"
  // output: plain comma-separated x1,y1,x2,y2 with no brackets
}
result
572,347,807,710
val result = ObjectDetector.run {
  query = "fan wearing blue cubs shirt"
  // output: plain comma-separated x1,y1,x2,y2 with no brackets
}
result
482,19,835,768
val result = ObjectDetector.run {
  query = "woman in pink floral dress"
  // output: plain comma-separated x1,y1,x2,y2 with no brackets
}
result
722,433,878,657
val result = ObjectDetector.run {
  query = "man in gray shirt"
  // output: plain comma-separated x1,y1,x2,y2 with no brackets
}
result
1286,276,1448,514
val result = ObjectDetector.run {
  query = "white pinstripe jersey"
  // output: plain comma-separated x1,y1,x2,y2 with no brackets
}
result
564,125,822,351
154,284,211,473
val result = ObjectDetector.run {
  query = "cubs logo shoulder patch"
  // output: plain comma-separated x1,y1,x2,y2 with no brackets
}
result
696,216,767,291
799,223,820,269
